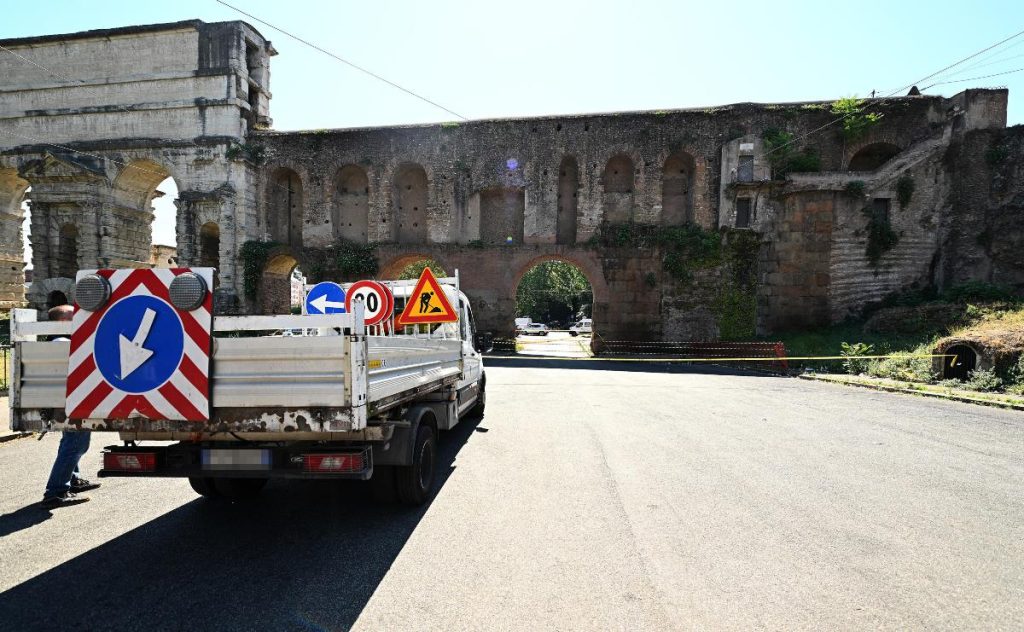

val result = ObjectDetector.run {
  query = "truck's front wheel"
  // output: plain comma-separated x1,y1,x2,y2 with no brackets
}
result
396,425,436,505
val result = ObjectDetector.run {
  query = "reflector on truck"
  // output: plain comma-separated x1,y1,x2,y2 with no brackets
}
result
65,268,214,422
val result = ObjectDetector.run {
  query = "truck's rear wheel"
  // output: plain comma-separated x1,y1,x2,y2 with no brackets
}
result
212,477,268,499
188,476,220,498
470,379,486,417
396,425,436,505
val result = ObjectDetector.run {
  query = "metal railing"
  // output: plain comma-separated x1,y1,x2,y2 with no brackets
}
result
1,344,10,394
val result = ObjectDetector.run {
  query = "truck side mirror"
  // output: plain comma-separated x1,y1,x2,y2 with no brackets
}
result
474,331,493,353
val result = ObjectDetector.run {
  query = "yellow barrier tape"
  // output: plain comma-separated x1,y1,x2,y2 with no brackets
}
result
485,353,953,363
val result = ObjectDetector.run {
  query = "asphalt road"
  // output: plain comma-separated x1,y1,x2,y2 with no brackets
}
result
516,331,592,358
1,363,1022,631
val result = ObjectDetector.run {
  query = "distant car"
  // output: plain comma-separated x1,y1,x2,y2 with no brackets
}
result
523,323,549,336
569,319,592,337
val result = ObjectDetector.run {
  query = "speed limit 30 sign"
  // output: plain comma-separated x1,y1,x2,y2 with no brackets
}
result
345,280,394,326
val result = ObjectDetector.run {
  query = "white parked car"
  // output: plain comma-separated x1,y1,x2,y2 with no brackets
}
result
522,322,549,336
569,319,592,336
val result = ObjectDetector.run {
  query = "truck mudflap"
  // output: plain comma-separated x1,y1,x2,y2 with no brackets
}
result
99,444,373,480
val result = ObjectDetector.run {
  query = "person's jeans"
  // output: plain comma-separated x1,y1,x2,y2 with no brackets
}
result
43,432,91,498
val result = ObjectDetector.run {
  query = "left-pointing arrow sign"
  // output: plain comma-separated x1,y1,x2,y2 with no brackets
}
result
310,294,345,313
119,307,156,379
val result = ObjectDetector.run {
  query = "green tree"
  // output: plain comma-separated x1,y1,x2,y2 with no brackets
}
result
397,259,447,280
516,261,592,324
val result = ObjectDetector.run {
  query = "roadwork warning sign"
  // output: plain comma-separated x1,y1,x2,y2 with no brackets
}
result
397,268,458,325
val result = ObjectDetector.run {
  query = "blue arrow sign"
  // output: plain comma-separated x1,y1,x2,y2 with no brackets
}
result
94,295,184,394
305,282,347,315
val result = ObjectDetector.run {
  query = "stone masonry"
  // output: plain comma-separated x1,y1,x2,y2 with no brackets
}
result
1,19,1021,339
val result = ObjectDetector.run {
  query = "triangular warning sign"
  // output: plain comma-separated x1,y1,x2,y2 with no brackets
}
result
397,268,458,325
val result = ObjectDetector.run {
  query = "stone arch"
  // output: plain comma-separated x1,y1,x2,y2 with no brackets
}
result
557,156,579,245
199,221,220,271
47,290,69,308
379,252,451,280
110,159,176,263
0,168,29,308
267,167,304,246
848,143,901,172
27,277,74,311
110,159,173,210
57,223,78,279
259,249,300,314
510,253,608,310
662,152,695,225
393,163,429,244
333,165,369,243
602,154,635,223
942,343,978,381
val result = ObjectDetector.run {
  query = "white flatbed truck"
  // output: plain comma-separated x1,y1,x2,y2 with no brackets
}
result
7,270,488,505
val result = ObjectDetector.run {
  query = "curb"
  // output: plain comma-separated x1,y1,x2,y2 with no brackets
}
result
799,374,1024,411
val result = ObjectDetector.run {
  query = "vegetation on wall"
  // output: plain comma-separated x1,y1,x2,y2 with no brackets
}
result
830,97,883,142
225,142,266,165
304,239,378,282
896,175,915,208
761,128,821,178
863,206,900,266
844,180,866,197
590,222,762,340
239,240,280,299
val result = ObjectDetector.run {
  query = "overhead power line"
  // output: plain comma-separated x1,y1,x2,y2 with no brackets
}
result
212,0,469,122
924,66,1024,90
763,28,1024,158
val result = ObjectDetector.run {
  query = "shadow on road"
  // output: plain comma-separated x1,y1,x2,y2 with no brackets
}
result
0,413,485,631
0,504,53,538
483,355,788,377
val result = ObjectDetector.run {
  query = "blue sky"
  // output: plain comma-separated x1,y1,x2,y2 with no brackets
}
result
6,0,1024,256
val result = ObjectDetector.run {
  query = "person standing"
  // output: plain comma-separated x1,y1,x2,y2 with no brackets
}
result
41,304,100,509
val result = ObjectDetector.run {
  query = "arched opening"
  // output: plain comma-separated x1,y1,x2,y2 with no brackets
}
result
47,290,69,308
259,253,300,314
662,152,695,226
268,167,304,246
602,154,635,223
0,170,29,307
514,260,594,357
479,187,525,245
334,165,369,243
557,157,579,245
848,143,901,172
943,344,978,381
57,224,78,279
112,160,177,265
396,258,447,280
394,164,428,244
199,222,220,284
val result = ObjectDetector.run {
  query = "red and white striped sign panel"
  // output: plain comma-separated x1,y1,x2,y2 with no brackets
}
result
65,268,213,421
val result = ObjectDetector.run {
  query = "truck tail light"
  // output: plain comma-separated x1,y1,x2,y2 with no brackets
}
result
104,452,157,472
303,453,365,473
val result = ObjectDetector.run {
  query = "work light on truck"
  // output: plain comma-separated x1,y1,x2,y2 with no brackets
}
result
168,272,208,311
103,452,157,472
75,273,111,311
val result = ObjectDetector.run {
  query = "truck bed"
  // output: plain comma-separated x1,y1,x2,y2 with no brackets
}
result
9,311,463,434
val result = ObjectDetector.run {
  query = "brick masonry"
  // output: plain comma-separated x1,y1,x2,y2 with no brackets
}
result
1,20,1021,338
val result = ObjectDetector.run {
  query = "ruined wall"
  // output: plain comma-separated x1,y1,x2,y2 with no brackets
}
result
0,20,275,309
941,125,1024,293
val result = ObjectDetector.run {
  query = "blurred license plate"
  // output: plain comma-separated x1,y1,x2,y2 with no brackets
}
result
202,449,271,470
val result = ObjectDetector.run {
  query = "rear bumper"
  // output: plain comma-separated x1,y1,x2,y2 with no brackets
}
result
99,444,373,480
